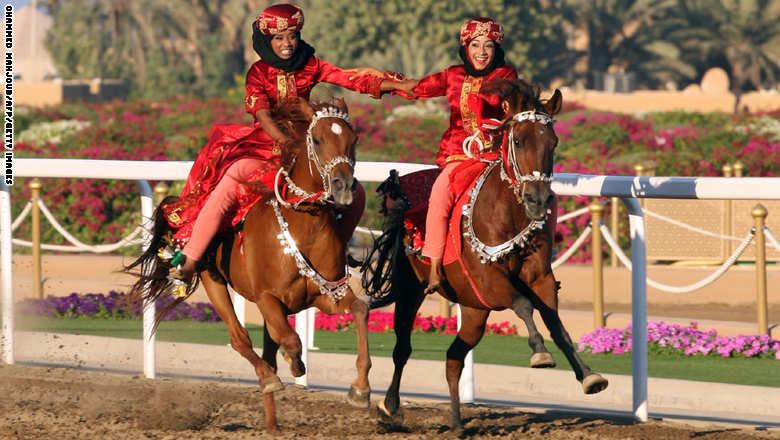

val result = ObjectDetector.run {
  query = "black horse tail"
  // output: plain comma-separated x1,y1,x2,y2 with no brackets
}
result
361,170,410,309
124,195,199,331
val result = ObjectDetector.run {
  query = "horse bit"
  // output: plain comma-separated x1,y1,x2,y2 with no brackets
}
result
271,106,354,302
462,109,555,263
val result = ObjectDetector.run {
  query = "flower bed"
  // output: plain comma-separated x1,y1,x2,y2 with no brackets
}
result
288,310,518,336
16,291,221,323
578,321,780,359
16,292,518,335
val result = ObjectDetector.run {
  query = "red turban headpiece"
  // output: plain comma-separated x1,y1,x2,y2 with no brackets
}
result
256,4,304,35
459,17,504,46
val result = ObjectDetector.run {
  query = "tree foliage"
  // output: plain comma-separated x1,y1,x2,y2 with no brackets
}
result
667,0,780,97
562,0,698,88
40,0,780,100
43,0,269,98
304,0,570,83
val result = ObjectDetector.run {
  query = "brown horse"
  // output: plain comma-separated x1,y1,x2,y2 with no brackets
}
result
364,80,608,429
125,98,372,435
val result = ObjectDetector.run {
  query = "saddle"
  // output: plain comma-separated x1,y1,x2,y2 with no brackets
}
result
395,159,494,266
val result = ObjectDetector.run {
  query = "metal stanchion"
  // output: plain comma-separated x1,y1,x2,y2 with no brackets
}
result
752,204,768,335
634,165,645,209
29,179,42,299
733,161,743,177
153,181,169,204
590,199,605,328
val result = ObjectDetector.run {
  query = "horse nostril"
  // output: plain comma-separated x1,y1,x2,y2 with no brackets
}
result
332,178,346,192
545,194,554,207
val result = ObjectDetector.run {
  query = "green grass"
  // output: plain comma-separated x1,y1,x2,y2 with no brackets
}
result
13,316,780,388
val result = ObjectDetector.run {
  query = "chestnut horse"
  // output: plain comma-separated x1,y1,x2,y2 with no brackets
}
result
364,80,608,429
126,98,372,435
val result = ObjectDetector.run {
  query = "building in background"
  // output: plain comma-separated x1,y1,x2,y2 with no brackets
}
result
13,4,126,107
14,4,57,82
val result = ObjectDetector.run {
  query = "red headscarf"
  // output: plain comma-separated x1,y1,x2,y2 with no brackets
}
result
256,4,304,35
459,17,504,46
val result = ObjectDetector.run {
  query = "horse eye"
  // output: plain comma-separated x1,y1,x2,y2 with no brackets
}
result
513,138,520,147
313,137,320,146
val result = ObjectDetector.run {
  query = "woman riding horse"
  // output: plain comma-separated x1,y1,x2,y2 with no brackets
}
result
165,3,416,282
126,4,415,435
388,17,557,294
368,79,609,430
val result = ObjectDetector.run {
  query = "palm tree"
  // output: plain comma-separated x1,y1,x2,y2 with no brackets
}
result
667,0,780,111
564,0,697,89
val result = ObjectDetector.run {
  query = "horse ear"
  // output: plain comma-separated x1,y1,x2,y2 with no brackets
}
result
545,89,563,116
333,97,348,115
297,97,316,120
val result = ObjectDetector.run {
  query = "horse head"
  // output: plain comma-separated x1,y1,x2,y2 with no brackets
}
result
482,80,562,221
288,98,357,208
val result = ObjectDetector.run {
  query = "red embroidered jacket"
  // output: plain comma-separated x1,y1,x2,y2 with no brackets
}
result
412,65,517,167
244,57,384,117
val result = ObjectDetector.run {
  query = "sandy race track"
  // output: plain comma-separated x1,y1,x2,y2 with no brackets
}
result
0,363,775,440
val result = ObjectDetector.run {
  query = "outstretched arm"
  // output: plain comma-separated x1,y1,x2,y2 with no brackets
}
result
346,67,419,97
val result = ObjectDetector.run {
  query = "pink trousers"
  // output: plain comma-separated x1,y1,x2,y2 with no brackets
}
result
422,162,460,260
421,161,559,260
182,158,365,261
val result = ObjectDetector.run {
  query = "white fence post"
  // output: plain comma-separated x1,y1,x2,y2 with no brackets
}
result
295,309,309,387
232,289,245,327
622,197,648,422
307,307,317,350
138,180,156,379
1,182,13,365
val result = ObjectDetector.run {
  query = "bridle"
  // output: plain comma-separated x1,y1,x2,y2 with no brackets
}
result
499,110,555,205
461,108,556,264
274,106,355,209
270,106,355,303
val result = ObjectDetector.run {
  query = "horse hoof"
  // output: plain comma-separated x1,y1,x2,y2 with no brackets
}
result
377,399,404,425
289,358,306,377
266,426,282,437
530,352,556,368
347,385,371,408
260,375,283,394
582,373,608,395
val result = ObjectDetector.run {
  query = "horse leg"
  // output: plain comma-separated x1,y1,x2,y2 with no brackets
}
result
379,268,426,419
314,291,372,408
262,325,279,373
201,271,282,392
445,306,489,430
200,272,281,435
511,294,555,368
532,274,608,394
257,293,306,377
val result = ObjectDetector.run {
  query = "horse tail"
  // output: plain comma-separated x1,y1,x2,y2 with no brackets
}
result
361,170,410,309
124,195,200,331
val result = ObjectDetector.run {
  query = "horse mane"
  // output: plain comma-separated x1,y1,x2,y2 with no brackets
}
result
480,78,548,114
271,100,309,170
271,99,349,170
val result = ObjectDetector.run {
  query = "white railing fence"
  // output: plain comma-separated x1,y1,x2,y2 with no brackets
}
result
3,159,780,422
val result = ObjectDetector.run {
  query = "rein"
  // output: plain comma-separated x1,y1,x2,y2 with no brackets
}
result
274,107,354,209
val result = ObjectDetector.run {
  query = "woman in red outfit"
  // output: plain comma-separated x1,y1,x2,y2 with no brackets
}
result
398,18,518,293
165,3,416,280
